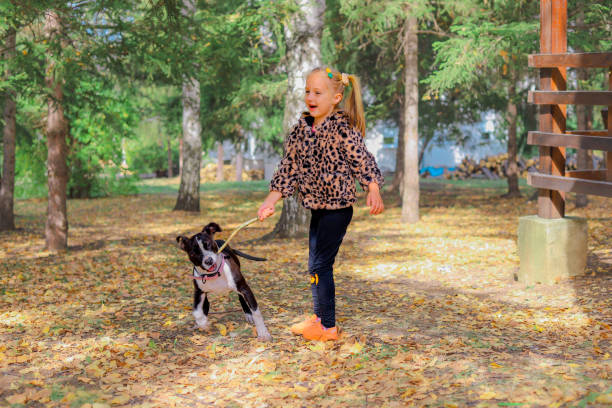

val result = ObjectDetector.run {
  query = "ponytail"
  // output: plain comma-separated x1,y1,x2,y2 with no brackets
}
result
344,74,366,137
308,67,367,137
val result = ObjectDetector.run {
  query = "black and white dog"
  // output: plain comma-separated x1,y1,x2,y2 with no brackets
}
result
176,222,272,341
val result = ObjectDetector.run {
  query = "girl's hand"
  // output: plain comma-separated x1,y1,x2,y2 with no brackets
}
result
258,204,274,221
258,191,282,221
366,183,384,215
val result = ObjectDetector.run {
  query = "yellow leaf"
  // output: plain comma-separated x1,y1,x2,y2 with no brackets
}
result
294,385,308,393
85,363,104,378
16,354,31,363
490,362,503,368
596,394,612,404
163,319,173,326
103,373,122,384
348,342,363,355
62,392,76,403
215,323,227,336
479,391,498,400
109,394,131,405
42,326,50,334
401,389,416,399
6,393,27,405
30,388,51,403
312,383,326,393
308,342,325,353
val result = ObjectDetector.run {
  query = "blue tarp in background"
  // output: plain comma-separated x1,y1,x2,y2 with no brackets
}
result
419,166,455,177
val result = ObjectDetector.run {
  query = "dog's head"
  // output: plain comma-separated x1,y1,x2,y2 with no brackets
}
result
176,222,222,270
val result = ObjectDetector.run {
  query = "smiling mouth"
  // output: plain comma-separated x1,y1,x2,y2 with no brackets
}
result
308,105,317,110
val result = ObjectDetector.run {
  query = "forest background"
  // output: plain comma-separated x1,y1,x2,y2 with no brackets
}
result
1,1,611,236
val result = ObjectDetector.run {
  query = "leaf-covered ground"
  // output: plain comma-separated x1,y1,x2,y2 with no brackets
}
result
1,181,611,407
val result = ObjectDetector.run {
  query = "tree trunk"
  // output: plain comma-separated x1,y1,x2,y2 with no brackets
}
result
504,79,521,197
44,11,69,250
167,132,173,178
575,10,590,208
391,100,405,195
400,16,419,224
174,0,202,212
216,141,224,182
179,136,183,177
272,0,325,238
0,28,16,231
174,78,201,211
575,68,591,208
235,143,243,182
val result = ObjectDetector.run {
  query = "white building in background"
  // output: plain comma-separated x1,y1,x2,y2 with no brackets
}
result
207,137,280,180
208,111,506,180
366,111,506,173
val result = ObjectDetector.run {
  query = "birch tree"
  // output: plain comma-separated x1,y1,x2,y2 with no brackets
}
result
174,0,202,212
401,16,419,222
271,0,325,238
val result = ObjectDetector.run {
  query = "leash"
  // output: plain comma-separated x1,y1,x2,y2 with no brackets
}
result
216,217,259,254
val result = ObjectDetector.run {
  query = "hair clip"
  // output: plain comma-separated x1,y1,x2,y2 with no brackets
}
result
325,67,333,78
341,73,349,86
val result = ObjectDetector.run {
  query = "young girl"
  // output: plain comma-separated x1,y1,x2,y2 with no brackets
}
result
257,67,384,341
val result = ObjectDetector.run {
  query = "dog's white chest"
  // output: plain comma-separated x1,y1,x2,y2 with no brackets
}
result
194,263,236,294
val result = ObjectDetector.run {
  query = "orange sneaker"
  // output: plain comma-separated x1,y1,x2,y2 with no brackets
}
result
290,314,319,335
302,321,339,341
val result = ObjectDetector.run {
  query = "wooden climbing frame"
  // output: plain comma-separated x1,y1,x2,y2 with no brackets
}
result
527,0,612,218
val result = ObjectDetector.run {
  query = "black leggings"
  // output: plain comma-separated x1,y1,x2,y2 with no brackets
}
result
308,206,353,328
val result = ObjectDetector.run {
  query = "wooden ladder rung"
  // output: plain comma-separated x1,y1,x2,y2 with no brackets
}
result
565,170,607,181
528,91,612,105
528,172,612,197
529,52,612,68
528,131,612,151
565,130,609,137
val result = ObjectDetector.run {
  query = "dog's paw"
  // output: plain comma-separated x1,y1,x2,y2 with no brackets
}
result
194,318,209,330
244,313,255,325
257,331,273,342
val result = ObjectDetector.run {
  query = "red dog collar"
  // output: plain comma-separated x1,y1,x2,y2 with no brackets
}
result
192,257,224,282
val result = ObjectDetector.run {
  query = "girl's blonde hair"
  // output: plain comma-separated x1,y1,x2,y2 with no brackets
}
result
309,67,366,137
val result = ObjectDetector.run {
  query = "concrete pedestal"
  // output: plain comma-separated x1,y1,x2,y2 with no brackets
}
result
517,215,588,284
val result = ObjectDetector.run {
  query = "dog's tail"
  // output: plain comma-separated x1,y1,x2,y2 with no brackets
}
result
215,240,266,262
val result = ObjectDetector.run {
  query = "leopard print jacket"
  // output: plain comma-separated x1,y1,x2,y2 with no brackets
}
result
270,110,384,210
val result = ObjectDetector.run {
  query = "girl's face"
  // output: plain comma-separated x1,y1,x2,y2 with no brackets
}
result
305,71,342,125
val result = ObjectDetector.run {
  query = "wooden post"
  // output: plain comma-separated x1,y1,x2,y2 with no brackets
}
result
537,0,567,219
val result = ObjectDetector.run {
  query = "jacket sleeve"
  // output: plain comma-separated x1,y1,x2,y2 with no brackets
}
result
270,124,300,198
340,126,385,191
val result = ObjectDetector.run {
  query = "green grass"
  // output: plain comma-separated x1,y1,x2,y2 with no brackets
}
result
135,178,270,194
14,174,538,200
422,176,537,193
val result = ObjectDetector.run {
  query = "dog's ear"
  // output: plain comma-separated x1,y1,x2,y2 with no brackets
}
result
202,222,222,236
176,236,190,251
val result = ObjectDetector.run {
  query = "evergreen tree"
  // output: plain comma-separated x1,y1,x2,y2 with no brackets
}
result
337,0,442,223
424,0,610,197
